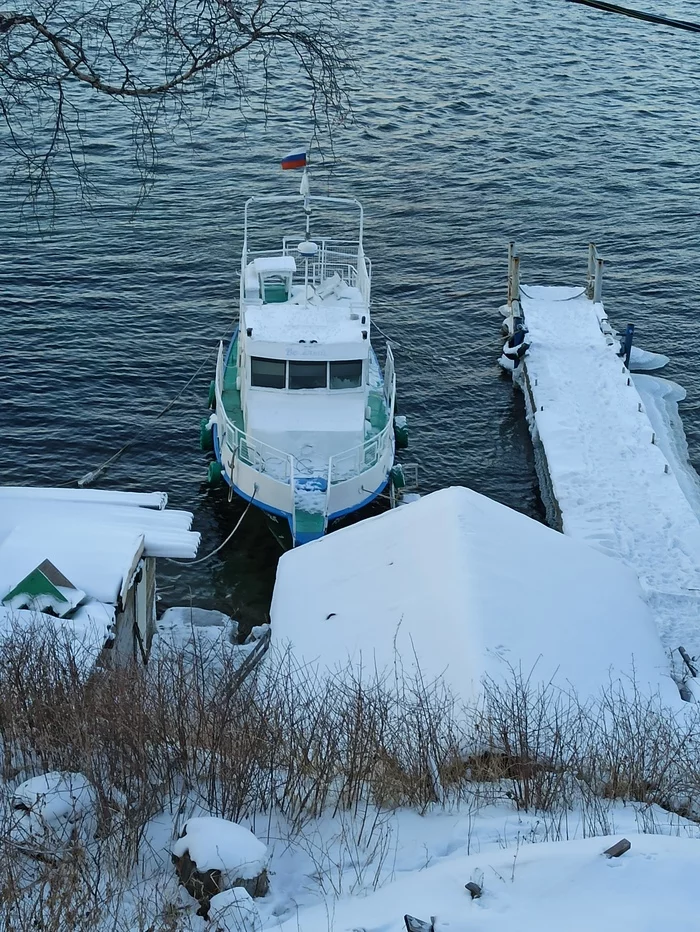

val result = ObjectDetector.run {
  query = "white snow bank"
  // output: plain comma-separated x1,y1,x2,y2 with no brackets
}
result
0,604,113,672
172,817,268,879
271,487,680,707
273,832,700,932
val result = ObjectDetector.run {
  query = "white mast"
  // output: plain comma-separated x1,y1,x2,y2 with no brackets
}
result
297,166,317,306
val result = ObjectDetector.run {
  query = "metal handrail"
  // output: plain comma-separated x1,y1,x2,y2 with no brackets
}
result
328,368,396,484
241,240,371,306
244,193,364,248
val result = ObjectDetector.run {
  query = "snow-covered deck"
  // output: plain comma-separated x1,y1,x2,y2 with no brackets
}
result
244,285,368,350
516,285,700,658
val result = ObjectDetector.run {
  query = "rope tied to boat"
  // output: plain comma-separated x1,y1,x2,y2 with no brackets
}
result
69,346,218,488
166,486,258,566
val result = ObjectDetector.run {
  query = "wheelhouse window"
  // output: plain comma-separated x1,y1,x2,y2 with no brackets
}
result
330,360,363,389
251,357,286,388
288,361,327,390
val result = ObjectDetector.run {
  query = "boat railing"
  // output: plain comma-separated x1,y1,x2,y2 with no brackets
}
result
329,360,396,485
586,243,605,303
383,344,396,406
243,238,371,305
216,344,294,483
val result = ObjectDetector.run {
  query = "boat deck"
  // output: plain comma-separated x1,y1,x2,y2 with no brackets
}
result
221,344,244,432
517,284,700,657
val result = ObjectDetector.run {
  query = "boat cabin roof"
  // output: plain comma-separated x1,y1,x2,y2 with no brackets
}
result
245,299,369,356
253,256,297,275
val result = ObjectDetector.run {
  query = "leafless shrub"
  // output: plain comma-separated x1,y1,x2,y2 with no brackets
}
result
1,621,700,928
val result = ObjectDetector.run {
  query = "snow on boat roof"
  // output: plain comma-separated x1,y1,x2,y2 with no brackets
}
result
247,389,365,435
253,256,296,274
271,487,679,707
245,297,368,349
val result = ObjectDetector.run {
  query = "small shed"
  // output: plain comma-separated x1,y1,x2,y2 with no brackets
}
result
270,486,680,707
0,487,200,668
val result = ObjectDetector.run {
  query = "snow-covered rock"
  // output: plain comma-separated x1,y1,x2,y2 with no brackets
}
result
153,607,240,664
245,623,270,644
172,817,269,916
160,607,238,632
11,771,96,854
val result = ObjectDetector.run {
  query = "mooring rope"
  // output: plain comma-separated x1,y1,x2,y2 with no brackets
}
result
67,348,217,488
166,487,257,566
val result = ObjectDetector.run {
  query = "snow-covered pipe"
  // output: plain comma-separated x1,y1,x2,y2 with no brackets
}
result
0,488,168,509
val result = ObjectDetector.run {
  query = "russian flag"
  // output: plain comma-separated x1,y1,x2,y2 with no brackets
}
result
281,148,307,171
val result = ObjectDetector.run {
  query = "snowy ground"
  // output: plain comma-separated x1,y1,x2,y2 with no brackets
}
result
270,814,700,932
518,286,700,661
103,795,700,931
4,609,700,930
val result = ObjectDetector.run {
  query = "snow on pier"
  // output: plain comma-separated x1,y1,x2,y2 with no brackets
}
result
512,281,700,658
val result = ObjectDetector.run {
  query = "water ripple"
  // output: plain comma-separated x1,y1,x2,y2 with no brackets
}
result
2,0,700,622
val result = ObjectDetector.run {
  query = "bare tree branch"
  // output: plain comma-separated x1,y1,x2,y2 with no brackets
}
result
0,0,352,207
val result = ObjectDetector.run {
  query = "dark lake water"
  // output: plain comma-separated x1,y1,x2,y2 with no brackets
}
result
2,0,700,628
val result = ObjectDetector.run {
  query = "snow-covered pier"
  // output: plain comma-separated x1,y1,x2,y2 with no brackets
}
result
501,246,700,666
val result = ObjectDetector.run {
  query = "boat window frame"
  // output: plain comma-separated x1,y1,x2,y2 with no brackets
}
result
248,357,366,391
288,360,329,390
329,359,364,390
250,356,287,389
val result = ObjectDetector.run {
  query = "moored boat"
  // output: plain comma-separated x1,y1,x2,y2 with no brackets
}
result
204,170,399,546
